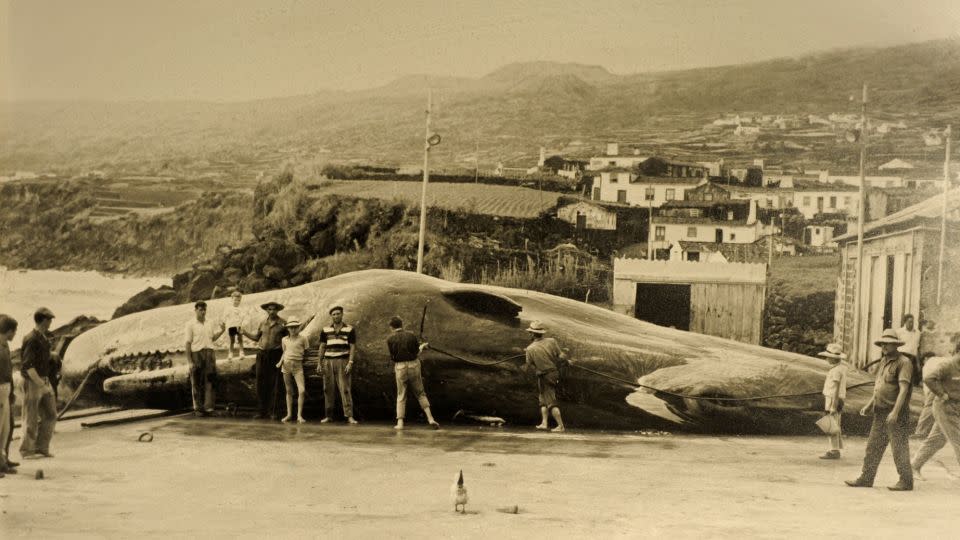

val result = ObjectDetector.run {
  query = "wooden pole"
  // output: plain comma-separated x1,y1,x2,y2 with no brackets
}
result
416,90,432,274
937,125,951,305
647,199,653,260
851,83,868,367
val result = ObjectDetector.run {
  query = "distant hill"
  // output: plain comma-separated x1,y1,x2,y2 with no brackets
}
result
2,38,959,174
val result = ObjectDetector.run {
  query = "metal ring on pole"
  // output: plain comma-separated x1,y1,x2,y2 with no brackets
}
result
428,133,442,146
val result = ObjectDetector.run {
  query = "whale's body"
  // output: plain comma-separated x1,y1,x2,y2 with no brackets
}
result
63,269,895,433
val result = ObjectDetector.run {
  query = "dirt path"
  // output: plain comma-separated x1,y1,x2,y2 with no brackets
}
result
1,416,957,539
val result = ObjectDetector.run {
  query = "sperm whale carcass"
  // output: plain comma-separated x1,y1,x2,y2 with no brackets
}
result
62,269,904,434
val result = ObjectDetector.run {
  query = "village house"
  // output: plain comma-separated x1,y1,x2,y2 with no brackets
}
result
833,189,960,366
804,224,836,249
811,170,904,189
649,194,763,258
587,143,647,171
556,199,618,230
591,157,709,207
790,179,861,219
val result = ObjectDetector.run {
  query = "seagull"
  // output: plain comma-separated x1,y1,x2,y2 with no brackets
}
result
451,470,469,513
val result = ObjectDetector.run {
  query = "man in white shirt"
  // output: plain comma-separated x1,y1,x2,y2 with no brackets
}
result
897,314,920,361
184,301,225,416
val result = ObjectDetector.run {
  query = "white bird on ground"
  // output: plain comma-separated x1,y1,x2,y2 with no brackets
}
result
451,470,468,513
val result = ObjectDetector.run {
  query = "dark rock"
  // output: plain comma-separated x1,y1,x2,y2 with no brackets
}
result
112,286,178,319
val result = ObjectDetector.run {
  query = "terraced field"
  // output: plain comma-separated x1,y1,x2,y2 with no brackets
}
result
307,180,561,218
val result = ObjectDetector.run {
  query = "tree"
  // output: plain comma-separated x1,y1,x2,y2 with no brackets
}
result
744,167,764,187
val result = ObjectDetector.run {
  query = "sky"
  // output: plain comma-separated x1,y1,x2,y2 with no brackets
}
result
2,0,960,102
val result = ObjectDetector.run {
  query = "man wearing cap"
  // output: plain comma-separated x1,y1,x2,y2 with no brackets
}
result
243,301,287,420
911,333,960,478
19,307,58,459
184,301,226,416
846,328,914,491
317,305,357,424
523,321,566,433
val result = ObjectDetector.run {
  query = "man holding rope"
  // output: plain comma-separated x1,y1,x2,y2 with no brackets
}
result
523,321,566,433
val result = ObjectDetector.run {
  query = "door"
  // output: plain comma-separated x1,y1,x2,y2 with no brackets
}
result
635,283,691,330
592,187,600,200
576,213,586,231
617,190,627,203
715,229,723,243
882,255,895,331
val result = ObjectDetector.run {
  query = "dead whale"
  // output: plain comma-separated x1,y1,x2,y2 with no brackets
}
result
61,269,901,434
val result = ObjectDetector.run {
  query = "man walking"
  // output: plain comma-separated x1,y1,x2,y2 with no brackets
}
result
20,307,58,459
846,328,914,491
911,334,960,478
317,305,357,424
523,321,566,433
243,301,287,420
387,316,439,430
184,301,226,416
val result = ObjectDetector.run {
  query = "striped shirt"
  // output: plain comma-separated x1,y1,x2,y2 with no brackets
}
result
320,324,355,359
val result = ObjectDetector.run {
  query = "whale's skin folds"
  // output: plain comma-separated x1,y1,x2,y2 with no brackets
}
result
63,269,911,433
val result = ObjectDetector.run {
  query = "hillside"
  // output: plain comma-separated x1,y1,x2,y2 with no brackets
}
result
2,38,959,175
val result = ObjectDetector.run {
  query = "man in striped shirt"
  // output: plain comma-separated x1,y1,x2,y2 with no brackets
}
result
317,305,357,424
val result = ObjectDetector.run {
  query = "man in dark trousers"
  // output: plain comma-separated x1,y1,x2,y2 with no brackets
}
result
846,328,914,491
243,301,287,420
20,307,58,460
317,305,357,424
387,316,439,430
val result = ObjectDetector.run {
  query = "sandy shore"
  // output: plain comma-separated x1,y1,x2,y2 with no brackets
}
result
1,414,957,539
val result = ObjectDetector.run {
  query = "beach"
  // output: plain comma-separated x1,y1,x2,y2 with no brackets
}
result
2,414,957,539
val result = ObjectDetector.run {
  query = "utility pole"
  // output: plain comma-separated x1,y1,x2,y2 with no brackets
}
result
937,125,952,305
646,199,654,260
475,137,479,183
416,90,433,274
851,83,868,368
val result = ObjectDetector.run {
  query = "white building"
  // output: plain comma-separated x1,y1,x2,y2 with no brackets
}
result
592,170,703,206
814,170,904,189
791,180,861,219
586,142,648,171
804,225,836,248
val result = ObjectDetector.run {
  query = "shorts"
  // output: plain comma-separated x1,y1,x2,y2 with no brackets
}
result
228,327,240,337
281,358,304,376
537,370,559,409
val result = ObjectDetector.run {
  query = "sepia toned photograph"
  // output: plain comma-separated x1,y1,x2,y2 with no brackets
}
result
1,1,958,537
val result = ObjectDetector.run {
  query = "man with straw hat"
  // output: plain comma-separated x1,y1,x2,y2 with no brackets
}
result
523,321,566,433
818,343,848,460
846,328,914,491
243,301,287,420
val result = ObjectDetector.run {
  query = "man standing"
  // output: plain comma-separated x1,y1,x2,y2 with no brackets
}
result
317,305,357,424
897,314,920,363
523,321,566,433
387,316,439,430
243,301,287,420
19,307,58,460
911,334,960,478
0,314,18,475
846,328,914,491
184,301,226,417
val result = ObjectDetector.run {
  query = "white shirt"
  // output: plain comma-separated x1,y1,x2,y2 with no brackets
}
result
822,363,848,400
225,305,244,329
185,318,218,350
897,326,920,357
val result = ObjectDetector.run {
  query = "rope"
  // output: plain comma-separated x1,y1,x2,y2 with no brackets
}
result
427,345,876,403
57,363,100,420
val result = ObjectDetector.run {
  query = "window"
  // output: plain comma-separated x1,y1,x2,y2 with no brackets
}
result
593,187,601,200
687,227,697,238
844,196,851,207
617,190,627,203
654,226,665,241
609,161,616,166
730,233,736,241
704,193,714,201
766,198,773,208
803,196,811,206
645,187,655,201
608,173,618,183
686,252,700,262
665,188,676,201
786,199,793,207
829,196,837,208
727,210,734,220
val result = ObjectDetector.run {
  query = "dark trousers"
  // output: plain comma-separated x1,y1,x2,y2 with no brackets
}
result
859,407,913,485
256,349,283,418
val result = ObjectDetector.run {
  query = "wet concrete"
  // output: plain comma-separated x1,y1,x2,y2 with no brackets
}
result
1,415,958,539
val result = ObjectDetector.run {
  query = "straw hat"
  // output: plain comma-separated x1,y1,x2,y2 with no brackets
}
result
260,301,285,311
817,343,847,360
874,328,905,347
526,321,547,334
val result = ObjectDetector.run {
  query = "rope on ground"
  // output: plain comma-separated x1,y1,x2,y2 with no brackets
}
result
427,345,876,403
